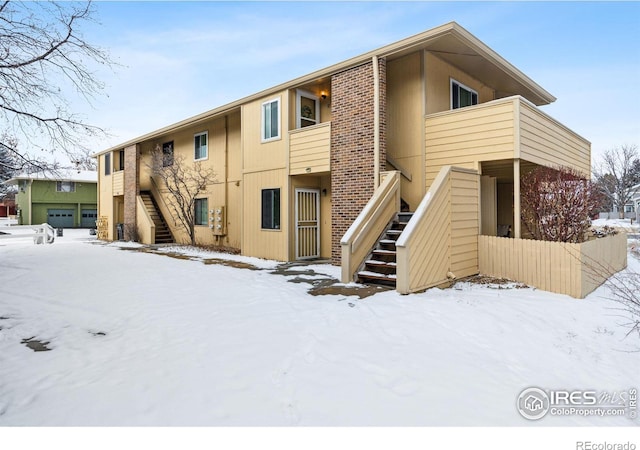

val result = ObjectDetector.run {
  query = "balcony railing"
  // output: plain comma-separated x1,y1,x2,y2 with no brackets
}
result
112,170,124,196
289,122,331,175
424,96,590,187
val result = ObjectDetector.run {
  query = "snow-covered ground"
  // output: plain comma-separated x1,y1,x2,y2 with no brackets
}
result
0,229,638,429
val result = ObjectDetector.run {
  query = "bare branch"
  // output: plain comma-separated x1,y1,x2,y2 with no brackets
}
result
0,0,114,172
147,145,216,246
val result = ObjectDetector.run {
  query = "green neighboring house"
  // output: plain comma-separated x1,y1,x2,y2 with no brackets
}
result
5,170,98,228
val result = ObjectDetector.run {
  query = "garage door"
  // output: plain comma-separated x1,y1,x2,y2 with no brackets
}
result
81,209,97,228
47,209,75,228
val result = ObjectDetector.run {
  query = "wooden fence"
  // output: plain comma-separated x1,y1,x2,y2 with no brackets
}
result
478,233,627,298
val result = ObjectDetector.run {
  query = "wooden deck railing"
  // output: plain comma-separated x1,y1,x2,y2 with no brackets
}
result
340,171,401,283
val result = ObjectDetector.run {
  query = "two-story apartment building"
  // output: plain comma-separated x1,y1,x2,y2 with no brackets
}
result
95,22,591,293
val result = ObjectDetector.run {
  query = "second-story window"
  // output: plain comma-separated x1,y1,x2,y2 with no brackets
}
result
451,79,478,109
261,98,280,142
194,132,208,161
56,181,76,192
104,153,111,176
162,141,174,167
118,150,125,171
296,90,319,129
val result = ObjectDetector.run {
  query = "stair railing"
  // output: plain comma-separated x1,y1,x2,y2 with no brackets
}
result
149,176,174,222
396,166,479,294
136,195,156,244
340,171,401,283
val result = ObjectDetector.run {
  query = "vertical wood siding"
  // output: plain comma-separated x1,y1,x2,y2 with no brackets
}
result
242,168,289,261
478,233,626,298
396,166,479,294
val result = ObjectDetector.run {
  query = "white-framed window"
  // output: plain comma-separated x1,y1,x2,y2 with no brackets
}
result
296,90,320,129
261,188,281,230
451,79,478,109
194,198,208,226
194,132,208,160
261,98,281,142
56,181,76,192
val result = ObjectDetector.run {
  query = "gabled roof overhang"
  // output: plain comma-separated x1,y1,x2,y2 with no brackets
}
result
95,22,555,157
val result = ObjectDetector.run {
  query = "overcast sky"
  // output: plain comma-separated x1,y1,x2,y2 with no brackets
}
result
72,1,639,164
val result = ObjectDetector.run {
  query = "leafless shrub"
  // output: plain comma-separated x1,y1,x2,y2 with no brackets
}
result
147,145,216,246
521,166,601,243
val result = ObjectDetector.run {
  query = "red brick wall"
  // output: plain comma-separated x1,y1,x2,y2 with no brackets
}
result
123,144,139,240
330,58,386,264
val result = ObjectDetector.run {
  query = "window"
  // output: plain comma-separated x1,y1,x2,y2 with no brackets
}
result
194,132,208,160
118,150,125,171
451,79,478,109
261,98,280,142
194,198,208,226
56,181,76,192
162,141,174,167
261,188,281,230
104,153,111,175
296,90,319,129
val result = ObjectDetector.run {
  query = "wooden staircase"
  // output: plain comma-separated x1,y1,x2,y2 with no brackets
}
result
357,212,413,287
140,192,174,244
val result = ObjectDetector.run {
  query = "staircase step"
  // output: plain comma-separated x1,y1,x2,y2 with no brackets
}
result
364,260,396,275
357,271,397,287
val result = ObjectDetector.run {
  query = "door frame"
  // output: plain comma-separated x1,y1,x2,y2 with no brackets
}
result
295,188,320,260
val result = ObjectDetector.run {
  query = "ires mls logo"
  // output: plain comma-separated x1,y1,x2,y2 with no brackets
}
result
517,387,551,420
517,387,638,421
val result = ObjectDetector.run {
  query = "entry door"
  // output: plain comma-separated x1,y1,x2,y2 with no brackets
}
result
295,189,320,260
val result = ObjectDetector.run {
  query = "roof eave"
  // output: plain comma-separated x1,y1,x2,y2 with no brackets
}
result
95,21,555,156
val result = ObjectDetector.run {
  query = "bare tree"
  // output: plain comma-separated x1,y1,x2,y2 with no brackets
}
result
593,144,640,218
0,1,112,172
148,144,216,246
521,166,600,243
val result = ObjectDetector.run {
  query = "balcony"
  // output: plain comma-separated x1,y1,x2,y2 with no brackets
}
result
112,170,124,196
424,96,590,187
289,122,331,175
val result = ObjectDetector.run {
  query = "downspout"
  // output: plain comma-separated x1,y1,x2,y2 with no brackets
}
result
223,115,229,245
372,56,380,189
27,179,32,224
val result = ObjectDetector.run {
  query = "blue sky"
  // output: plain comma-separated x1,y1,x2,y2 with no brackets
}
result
75,1,639,163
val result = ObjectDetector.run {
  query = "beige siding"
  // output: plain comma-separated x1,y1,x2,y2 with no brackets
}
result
450,169,480,277
112,170,124,196
425,52,495,115
242,168,289,261
519,100,591,177
136,195,155,245
425,96,591,190
97,155,114,240
134,113,243,249
396,166,479,294
425,100,515,189
478,233,626,298
242,92,289,174
289,122,331,175
387,52,425,210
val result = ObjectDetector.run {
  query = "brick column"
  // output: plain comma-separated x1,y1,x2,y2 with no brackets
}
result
330,58,386,264
123,144,139,241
